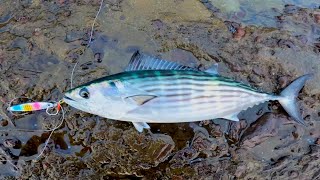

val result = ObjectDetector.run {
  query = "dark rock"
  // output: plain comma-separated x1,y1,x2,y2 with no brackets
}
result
241,113,289,148
191,125,217,152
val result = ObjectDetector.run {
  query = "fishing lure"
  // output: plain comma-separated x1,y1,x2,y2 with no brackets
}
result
8,102,55,112
8,100,64,113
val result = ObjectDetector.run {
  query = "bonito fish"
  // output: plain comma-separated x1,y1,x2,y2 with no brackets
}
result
64,51,312,132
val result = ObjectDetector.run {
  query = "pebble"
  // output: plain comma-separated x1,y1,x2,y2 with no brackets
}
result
151,19,165,30
65,30,83,43
296,35,308,44
0,155,6,164
278,39,295,49
289,170,299,178
63,10,71,17
233,27,245,40
284,4,299,14
211,125,222,137
17,16,29,24
256,109,263,116
315,14,320,23
239,120,247,129
94,53,102,63
120,15,125,20
276,15,285,21
254,36,262,43
278,76,289,89
230,63,242,72
248,74,260,84
3,138,20,148
272,104,279,110
0,120,8,127
253,66,263,76
33,28,41,36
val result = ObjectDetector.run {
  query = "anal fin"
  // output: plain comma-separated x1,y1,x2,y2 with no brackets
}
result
132,122,150,132
222,114,239,121
205,63,219,75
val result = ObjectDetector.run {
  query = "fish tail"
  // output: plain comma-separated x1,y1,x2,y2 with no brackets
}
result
278,74,313,125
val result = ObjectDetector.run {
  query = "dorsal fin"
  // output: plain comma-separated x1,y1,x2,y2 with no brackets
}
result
125,51,195,71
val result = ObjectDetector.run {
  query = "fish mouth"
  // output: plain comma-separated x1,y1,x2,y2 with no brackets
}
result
63,95,74,101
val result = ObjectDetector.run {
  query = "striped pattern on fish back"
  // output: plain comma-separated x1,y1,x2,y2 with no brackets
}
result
120,70,271,120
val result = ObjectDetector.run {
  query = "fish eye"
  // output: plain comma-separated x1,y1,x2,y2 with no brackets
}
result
79,88,90,99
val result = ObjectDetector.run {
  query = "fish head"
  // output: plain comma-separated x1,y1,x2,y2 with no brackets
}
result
63,81,125,118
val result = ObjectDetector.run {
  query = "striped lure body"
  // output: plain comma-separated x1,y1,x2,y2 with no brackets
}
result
64,51,312,132
8,102,54,112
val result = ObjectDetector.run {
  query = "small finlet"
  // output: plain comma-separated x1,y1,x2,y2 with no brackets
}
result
205,63,219,75
125,51,195,71
222,114,239,121
132,122,150,132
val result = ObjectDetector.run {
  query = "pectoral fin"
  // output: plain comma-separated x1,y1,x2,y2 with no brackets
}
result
222,114,239,121
124,95,157,105
132,122,150,132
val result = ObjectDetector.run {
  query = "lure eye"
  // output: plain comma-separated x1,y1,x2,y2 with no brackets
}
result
79,88,90,99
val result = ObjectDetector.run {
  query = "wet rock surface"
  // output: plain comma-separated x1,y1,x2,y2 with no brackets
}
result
0,0,319,178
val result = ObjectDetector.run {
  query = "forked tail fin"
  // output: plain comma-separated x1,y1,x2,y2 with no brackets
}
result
278,74,313,125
